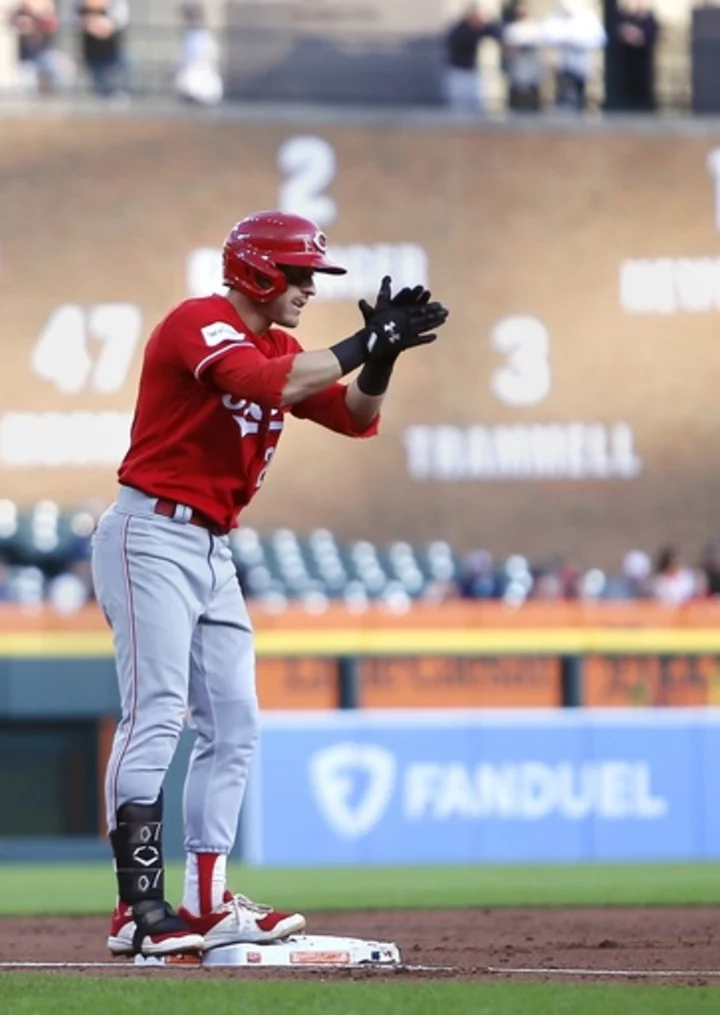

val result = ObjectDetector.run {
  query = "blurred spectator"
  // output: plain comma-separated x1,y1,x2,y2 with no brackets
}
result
65,498,105,562
175,2,223,106
502,1,543,111
614,0,659,111
602,549,652,599
76,0,129,98
543,0,606,111
557,560,581,598
457,549,497,599
529,567,564,600
577,567,607,601
700,539,720,597
529,556,579,600
46,561,92,614
443,4,501,112
8,0,60,93
497,553,533,604
648,545,699,605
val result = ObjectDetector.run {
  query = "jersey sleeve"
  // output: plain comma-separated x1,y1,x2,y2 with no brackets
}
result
291,382,380,438
280,329,379,437
207,347,296,408
171,305,296,408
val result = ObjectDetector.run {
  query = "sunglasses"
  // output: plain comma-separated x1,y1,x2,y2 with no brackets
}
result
280,266,315,288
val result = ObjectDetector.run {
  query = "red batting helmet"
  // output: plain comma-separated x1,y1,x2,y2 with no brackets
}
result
222,211,347,303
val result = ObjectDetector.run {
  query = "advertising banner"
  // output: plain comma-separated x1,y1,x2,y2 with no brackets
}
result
247,709,720,865
256,655,560,709
357,656,560,708
584,655,720,707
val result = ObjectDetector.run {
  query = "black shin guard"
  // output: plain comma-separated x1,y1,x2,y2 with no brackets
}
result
110,795,165,906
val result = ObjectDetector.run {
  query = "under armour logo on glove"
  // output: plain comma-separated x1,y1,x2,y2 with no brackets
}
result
367,318,400,354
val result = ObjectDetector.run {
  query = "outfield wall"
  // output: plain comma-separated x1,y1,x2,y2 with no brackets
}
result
4,677,720,863
3,116,720,565
2,610,720,858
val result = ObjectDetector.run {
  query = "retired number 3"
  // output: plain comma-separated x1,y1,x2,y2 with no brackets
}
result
490,315,552,408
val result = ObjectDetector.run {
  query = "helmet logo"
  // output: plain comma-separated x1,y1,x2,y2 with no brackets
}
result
312,231,328,253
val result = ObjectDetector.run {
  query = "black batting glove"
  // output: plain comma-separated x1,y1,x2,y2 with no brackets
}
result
359,277,449,362
364,302,449,361
356,278,426,393
358,276,431,329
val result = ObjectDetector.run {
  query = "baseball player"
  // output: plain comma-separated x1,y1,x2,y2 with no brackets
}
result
91,210,449,958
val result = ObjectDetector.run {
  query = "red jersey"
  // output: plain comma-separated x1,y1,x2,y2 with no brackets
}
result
119,294,379,532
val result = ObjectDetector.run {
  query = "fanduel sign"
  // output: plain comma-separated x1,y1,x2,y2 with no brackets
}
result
248,711,717,866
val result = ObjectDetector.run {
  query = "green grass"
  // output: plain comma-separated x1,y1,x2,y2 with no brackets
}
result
2,861,720,916
0,977,716,1015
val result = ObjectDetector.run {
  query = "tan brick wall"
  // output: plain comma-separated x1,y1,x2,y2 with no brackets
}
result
1,115,719,564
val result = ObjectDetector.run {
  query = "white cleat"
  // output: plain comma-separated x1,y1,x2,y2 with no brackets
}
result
177,891,306,949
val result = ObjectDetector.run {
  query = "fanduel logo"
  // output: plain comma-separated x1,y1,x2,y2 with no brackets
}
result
310,749,669,835
309,743,396,839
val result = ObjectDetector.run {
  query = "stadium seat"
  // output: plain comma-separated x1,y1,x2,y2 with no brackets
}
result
240,564,276,596
342,579,370,612
266,528,314,596
229,527,266,570
383,541,426,598
12,503,62,567
10,565,46,606
346,540,390,599
303,529,349,598
420,540,459,584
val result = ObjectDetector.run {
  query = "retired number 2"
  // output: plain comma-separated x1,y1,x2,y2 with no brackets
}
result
277,136,337,226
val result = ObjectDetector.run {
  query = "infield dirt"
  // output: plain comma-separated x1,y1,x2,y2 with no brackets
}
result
1,908,720,985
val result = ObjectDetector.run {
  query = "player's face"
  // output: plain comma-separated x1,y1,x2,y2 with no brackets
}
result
268,266,317,328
